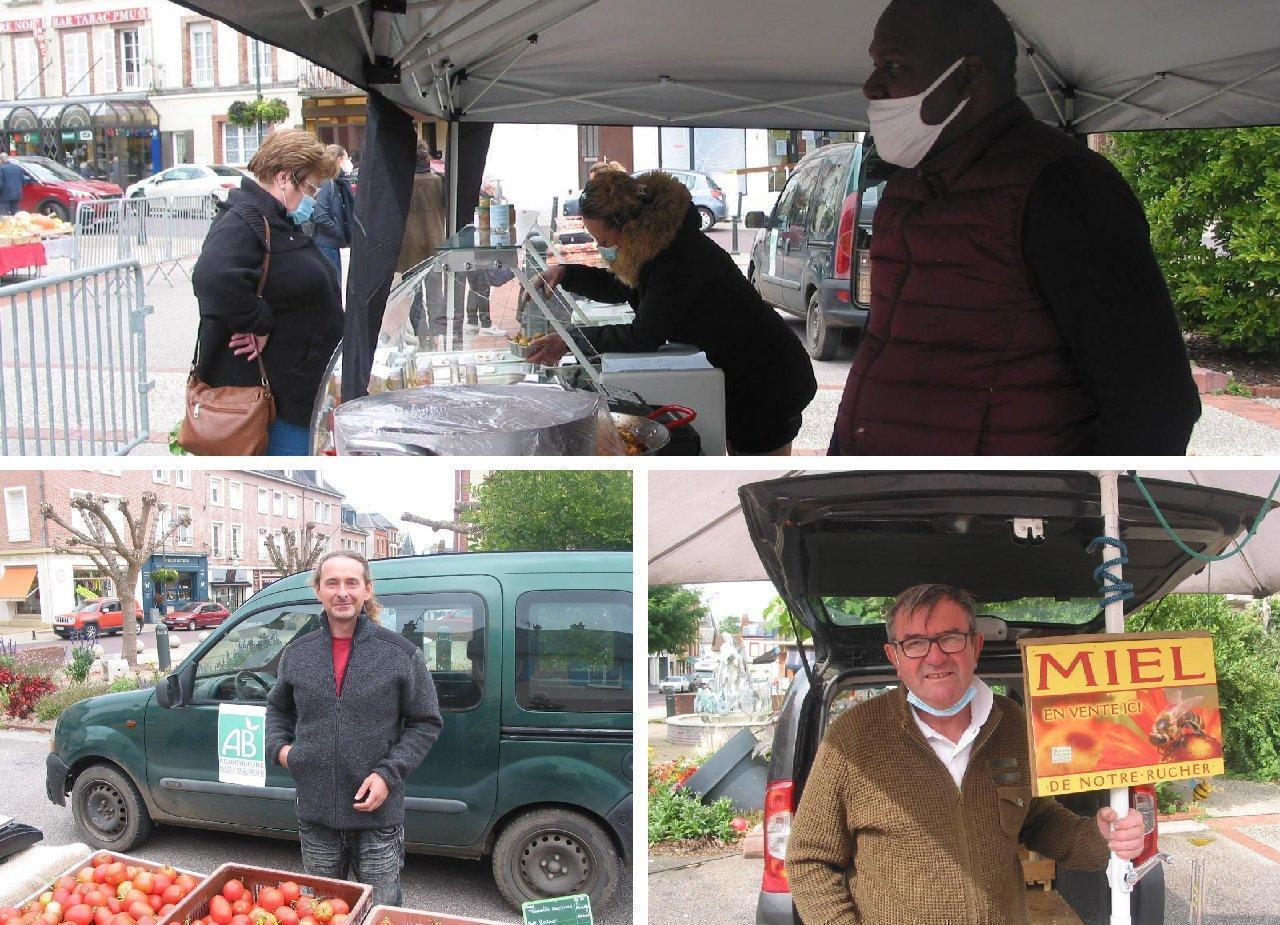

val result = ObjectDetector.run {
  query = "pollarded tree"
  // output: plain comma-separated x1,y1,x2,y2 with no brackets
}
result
41,493,189,668
264,523,329,576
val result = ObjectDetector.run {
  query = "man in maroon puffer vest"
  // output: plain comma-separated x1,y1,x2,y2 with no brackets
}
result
832,0,1200,455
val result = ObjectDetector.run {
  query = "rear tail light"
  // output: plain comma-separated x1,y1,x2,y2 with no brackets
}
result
711,188,724,201
761,779,795,893
1130,785,1160,865
218,182,237,189
833,192,859,278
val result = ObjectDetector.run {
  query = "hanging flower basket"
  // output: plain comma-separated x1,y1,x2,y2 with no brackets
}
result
227,98,290,129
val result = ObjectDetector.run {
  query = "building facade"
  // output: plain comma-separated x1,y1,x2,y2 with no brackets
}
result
0,468,348,625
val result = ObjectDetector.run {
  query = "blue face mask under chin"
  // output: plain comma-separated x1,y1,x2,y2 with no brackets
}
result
598,244,619,263
907,683,977,717
290,194,316,225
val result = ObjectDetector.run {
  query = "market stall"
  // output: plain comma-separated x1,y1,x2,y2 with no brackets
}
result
0,212,76,278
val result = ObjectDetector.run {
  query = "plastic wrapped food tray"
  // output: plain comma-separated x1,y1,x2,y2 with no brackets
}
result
162,863,371,925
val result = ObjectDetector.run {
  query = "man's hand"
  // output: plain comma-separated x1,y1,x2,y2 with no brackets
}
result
229,332,269,360
526,332,570,366
278,744,291,768
353,772,389,812
1096,807,1146,860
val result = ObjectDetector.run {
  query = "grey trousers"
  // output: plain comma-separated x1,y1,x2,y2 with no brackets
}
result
297,819,405,905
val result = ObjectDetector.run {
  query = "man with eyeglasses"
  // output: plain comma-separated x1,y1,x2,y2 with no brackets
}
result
787,583,1146,925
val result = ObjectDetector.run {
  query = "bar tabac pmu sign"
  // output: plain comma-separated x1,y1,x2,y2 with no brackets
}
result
1018,632,1224,797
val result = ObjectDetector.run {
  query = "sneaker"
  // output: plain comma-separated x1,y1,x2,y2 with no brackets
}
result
464,323,480,334
479,325,507,337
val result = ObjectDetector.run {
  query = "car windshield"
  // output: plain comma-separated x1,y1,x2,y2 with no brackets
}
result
20,158,83,183
209,165,242,177
820,596,1101,627
76,601,104,612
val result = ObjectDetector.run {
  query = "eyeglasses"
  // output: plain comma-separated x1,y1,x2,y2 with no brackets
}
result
294,175,320,196
893,631,973,659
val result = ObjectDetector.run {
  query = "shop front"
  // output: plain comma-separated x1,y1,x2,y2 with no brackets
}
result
41,99,160,184
209,565,253,610
142,553,207,617
1,106,43,157
0,561,41,625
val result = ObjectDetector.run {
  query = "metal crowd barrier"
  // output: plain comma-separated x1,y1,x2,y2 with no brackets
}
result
72,194,217,285
0,260,152,456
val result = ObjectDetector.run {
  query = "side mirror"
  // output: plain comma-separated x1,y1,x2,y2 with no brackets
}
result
154,674,179,709
744,210,768,229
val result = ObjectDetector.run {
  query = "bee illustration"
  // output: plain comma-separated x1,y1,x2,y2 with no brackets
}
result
1148,694,1220,762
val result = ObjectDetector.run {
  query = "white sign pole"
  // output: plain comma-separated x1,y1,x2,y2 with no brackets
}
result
1098,471,1134,925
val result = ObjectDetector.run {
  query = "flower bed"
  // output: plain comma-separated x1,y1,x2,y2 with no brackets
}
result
648,752,758,849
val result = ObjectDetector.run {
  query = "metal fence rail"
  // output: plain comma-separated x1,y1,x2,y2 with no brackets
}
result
73,195,216,284
0,260,152,456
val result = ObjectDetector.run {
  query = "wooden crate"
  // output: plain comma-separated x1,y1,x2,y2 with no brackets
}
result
16,852,205,908
1019,846,1056,891
363,903,510,925
162,863,372,925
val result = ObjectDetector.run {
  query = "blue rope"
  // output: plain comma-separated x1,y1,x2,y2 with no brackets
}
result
1132,472,1280,563
1087,536,1134,607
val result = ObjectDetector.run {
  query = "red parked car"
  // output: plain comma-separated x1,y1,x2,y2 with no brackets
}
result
52,598,142,639
162,601,231,631
14,156,123,221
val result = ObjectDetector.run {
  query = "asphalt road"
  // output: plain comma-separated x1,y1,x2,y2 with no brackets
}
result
18,626,214,663
0,730,631,925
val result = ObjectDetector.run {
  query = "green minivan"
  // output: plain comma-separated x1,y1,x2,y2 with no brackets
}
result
45,550,633,910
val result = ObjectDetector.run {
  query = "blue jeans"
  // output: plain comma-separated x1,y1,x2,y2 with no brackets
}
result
297,820,404,905
266,418,311,455
317,244,341,274
0,200,19,217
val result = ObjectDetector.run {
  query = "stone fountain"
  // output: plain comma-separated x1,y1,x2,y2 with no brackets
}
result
665,636,773,752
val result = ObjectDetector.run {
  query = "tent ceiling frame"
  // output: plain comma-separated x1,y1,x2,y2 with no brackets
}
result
401,0,531,72
463,78,670,120
1162,61,1280,119
665,79,861,125
398,0,501,68
461,38,536,111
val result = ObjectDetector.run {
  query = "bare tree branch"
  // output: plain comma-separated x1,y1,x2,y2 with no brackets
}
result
402,513,475,535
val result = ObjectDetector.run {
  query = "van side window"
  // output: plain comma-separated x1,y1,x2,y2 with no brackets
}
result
514,590,632,713
193,605,322,702
810,151,854,242
377,591,486,711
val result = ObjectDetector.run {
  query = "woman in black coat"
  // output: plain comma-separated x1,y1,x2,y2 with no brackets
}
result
191,130,342,455
527,169,817,454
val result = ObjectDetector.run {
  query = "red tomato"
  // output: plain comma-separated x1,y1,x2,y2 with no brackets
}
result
292,900,312,919
105,901,120,916
220,882,244,905
230,901,251,918
135,918,153,925
108,914,133,925
230,916,252,925
51,893,71,910
209,896,233,925
124,870,139,883
133,875,153,898
39,913,60,925
274,909,297,925
145,898,160,914
324,902,346,919
158,909,173,919
255,891,282,914
103,868,126,890
297,918,318,925
278,884,300,909
329,917,347,925
0,910,19,923
91,855,112,870
125,905,149,922
160,887,182,907
55,880,77,895
62,906,93,925
175,877,198,895
92,910,111,925
90,871,107,887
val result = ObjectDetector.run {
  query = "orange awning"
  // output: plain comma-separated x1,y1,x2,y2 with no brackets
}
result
0,565,37,600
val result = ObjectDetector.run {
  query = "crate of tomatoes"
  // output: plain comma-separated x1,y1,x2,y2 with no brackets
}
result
2,852,205,925
363,904,509,925
168,866,371,925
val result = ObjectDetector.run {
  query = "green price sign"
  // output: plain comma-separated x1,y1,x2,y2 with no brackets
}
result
521,894,592,925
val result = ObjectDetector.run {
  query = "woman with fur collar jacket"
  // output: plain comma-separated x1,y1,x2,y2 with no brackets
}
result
527,170,817,454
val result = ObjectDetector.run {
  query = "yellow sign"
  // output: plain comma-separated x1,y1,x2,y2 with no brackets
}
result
1018,632,1223,797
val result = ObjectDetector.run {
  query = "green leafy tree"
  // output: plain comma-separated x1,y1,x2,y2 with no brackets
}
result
1107,128,1280,353
717,615,743,636
648,585,707,654
464,471,632,551
763,596,811,643
1128,594,1280,780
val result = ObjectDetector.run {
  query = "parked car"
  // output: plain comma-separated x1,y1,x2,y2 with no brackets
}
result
52,598,142,639
162,601,231,631
740,471,1270,925
745,141,891,360
639,169,728,231
46,550,633,911
13,156,124,222
658,674,703,693
125,164,248,204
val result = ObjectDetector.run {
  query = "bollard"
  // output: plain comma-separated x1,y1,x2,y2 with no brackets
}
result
666,694,677,717
731,216,740,253
155,624,171,671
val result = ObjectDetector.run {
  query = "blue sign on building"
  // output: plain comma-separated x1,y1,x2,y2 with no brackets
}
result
142,554,208,614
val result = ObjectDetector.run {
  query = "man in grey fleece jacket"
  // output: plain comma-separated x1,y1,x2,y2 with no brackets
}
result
266,551,442,904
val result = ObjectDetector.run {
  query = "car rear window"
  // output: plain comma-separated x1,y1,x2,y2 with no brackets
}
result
515,589,632,713
820,596,1101,626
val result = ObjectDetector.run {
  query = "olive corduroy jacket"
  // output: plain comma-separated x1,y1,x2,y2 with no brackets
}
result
787,686,1109,925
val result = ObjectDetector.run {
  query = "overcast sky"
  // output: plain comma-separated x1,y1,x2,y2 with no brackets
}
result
320,462,462,551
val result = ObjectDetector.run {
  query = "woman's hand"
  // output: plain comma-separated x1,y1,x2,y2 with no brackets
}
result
526,332,570,366
229,332,269,360
534,265,566,296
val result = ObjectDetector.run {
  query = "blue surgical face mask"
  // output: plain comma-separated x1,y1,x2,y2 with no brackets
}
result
598,244,619,263
907,683,977,717
290,194,315,225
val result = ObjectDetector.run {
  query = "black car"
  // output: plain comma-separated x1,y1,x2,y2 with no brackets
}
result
742,471,1271,925
745,142,890,360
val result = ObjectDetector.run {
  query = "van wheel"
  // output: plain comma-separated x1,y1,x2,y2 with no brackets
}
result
492,809,619,911
697,207,715,232
71,763,152,851
804,291,839,360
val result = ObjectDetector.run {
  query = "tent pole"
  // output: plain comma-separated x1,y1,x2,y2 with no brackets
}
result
1098,470,1133,925
447,119,460,236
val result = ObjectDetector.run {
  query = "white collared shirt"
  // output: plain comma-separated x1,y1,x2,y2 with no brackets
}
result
909,678,994,789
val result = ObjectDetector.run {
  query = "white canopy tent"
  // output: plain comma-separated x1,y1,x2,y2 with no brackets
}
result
648,470,1280,597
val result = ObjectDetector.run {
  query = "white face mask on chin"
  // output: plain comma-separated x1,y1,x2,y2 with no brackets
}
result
866,57,970,168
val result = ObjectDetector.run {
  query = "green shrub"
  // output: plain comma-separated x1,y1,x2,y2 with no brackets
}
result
109,675,141,693
66,643,96,684
1155,781,1189,815
33,681,116,722
1129,594,1280,780
648,787,739,843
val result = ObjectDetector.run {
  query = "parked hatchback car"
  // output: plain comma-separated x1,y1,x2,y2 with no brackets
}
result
640,169,728,231
14,156,123,221
161,600,231,631
740,471,1271,925
745,141,891,360
658,674,703,693
52,598,142,639
125,164,247,204
46,550,633,911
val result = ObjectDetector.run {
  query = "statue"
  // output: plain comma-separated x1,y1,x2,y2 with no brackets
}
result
695,634,768,718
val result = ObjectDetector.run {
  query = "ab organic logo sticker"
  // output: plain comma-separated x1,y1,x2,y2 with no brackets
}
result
218,703,268,787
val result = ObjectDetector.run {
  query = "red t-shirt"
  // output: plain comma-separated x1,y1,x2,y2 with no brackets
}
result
332,636,352,695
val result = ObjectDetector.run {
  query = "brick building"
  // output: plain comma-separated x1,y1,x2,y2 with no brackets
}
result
0,468,347,626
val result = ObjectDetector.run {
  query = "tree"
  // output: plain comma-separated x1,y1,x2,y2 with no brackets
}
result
408,471,632,552
717,615,743,637
1107,127,1280,353
648,585,708,654
763,596,810,643
265,523,328,576
41,493,188,668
